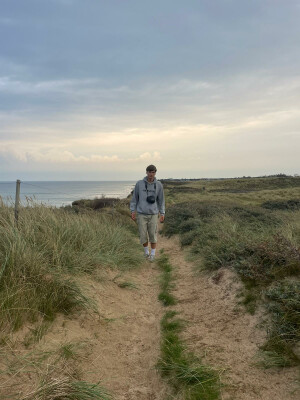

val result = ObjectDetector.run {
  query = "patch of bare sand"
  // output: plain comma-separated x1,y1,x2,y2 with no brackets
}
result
0,263,170,400
158,231,299,400
75,266,170,400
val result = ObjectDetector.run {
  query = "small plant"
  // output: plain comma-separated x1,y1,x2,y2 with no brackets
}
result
58,342,84,361
161,310,185,333
158,292,177,306
23,321,51,348
239,290,259,315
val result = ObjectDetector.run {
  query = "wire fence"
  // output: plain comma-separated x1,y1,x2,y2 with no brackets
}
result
0,180,134,210
0,181,71,209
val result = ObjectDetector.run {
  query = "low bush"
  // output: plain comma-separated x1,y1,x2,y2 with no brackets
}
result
164,201,278,239
180,230,198,247
265,280,300,344
233,234,300,284
195,223,300,285
163,201,300,366
261,199,300,211
72,197,121,210
258,280,300,366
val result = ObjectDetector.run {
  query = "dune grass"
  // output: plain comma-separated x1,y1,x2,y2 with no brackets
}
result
157,252,177,306
162,175,300,207
0,199,143,399
0,200,143,332
0,336,112,400
161,176,300,367
19,377,112,400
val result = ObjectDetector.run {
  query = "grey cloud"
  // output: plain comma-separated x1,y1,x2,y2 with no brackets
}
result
1,71,300,139
1,1,300,83
1,1,300,178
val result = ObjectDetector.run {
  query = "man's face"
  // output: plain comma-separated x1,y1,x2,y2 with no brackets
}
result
146,170,156,182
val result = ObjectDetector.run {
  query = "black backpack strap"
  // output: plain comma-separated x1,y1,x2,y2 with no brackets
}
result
145,181,156,196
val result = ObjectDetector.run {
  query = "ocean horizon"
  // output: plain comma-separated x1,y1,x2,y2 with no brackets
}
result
0,181,136,208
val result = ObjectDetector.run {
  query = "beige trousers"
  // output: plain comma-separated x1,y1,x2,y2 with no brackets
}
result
137,213,158,244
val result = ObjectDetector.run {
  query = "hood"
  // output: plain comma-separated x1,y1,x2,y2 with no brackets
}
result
143,176,157,184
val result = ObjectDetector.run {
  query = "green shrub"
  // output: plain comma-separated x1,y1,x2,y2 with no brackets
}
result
163,206,198,236
261,199,300,211
72,197,121,210
180,230,198,247
163,201,278,239
186,211,300,285
228,205,279,227
233,234,300,284
179,218,202,233
265,280,300,344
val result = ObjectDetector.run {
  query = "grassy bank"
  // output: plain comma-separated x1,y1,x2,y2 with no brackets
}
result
161,176,300,367
0,200,142,399
0,200,142,332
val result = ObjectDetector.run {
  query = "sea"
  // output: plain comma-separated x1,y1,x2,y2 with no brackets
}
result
0,181,136,208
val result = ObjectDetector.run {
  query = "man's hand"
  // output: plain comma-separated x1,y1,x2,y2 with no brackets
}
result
160,215,165,223
131,212,136,221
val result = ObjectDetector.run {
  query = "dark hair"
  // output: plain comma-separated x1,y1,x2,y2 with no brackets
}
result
146,164,157,172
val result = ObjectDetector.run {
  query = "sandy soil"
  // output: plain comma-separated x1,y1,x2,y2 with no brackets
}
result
0,262,170,400
158,230,299,400
1,227,299,400
74,267,171,400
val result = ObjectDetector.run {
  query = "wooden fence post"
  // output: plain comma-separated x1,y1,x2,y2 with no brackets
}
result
15,179,21,224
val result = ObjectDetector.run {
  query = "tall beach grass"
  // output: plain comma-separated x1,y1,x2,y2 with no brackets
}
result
0,199,143,332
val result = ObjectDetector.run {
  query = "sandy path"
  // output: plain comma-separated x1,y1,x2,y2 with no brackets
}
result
38,262,170,400
3,229,298,400
158,230,299,400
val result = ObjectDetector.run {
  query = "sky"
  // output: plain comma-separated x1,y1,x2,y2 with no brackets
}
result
0,0,299,180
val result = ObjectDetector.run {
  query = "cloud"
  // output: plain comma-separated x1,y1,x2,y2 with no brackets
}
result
0,76,101,95
1,1,300,179
0,144,161,165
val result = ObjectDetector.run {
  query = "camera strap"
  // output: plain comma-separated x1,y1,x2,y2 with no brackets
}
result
145,181,157,196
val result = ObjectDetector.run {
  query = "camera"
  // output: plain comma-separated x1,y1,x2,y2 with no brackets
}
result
146,195,156,204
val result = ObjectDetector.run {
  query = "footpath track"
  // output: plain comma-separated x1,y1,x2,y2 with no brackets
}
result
158,229,299,400
13,226,298,399
58,264,170,400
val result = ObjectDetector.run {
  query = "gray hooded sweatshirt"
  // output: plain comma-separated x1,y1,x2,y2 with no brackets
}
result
130,177,165,215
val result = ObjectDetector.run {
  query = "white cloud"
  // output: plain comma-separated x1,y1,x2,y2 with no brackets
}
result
0,144,161,165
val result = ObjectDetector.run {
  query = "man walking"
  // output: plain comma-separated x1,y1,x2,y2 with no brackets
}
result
130,165,165,262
